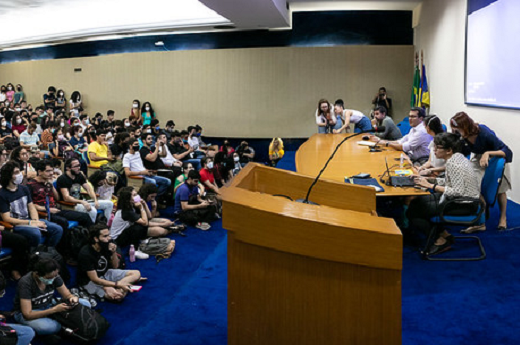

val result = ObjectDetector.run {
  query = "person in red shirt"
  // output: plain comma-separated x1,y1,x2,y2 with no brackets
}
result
199,157,220,195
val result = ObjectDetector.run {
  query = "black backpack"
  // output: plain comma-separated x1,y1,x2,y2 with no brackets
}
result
32,245,70,284
0,324,18,345
69,226,90,260
52,303,110,342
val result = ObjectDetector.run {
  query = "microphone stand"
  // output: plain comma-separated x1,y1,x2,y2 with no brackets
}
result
299,132,367,204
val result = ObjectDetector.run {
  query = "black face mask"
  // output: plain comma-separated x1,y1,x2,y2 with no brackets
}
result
132,145,139,151
98,240,111,252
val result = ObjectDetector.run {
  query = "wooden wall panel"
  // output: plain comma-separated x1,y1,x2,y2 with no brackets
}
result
0,45,413,137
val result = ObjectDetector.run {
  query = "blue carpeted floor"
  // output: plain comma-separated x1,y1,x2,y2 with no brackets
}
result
2,151,519,344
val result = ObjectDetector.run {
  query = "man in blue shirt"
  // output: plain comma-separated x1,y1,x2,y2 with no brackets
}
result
174,170,216,230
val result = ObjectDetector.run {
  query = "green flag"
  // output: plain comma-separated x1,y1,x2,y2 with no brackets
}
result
411,65,420,107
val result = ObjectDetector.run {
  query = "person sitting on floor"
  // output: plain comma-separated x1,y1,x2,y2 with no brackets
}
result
14,256,91,339
408,132,480,255
77,224,141,301
174,170,217,230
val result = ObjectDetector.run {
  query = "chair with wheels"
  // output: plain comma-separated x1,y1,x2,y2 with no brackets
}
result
422,157,505,261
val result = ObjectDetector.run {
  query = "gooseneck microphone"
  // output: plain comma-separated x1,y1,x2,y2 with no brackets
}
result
297,132,368,204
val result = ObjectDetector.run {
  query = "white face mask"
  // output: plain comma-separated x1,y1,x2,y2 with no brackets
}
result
145,106,150,111
85,119,89,125
124,122,130,127
58,134,64,141
13,173,23,185
16,119,21,124
145,129,151,134
133,104,139,108
234,156,240,162
15,107,21,112
60,122,65,127
1,121,5,127
207,162,214,169
7,87,12,91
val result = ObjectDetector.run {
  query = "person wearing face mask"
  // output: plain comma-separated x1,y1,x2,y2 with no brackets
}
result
220,140,235,157
174,170,218,230
140,102,155,126
14,256,91,339
168,131,201,170
79,114,90,131
43,86,56,111
78,224,141,302
93,112,104,129
14,84,24,104
0,86,7,102
69,125,88,153
0,161,63,248
110,186,175,257
50,129,74,158
69,91,82,117
165,120,175,133
232,152,242,176
0,117,14,145
123,138,170,197
156,133,181,168
11,114,27,138
129,99,142,126
102,110,116,131
10,146,37,180
5,83,15,102
109,132,130,159
187,126,207,159
57,158,113,223
174,162,205,196
54,89,66,112
199,157,220,195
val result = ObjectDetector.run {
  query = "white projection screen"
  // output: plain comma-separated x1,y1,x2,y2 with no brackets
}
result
465,0,520,109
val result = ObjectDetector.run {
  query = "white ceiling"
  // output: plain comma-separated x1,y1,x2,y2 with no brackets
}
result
0,0,422,50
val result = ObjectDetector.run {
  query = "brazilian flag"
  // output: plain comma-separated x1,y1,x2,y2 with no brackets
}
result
419,64,430,108
411,65,420,107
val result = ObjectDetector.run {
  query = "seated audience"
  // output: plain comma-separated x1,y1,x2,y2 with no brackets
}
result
0,161,63,247
174,170,217,230
78,224,141,301
168,131,200,170
56,158,113,223
236,141,255,166
88,129,114,167
377,107,432,165
199,157,220,195
14,256,91,338
174,162,205,196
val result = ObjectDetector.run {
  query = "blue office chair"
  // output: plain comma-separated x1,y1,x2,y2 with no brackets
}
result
422,157,505,261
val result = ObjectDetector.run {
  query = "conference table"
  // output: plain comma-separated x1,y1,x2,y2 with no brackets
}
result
296,133,430,197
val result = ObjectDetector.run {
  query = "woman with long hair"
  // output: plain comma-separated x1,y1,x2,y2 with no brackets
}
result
54,89,67,113
268,137,284,167
140,102,155,126
416,115,446,176
69,91,82,117
450,111,512,232
10,146,36,180
315,99,336,133
129,100,142,126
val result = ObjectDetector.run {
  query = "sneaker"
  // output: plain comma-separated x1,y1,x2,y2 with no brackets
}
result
196,222,211,231
134,250,150,260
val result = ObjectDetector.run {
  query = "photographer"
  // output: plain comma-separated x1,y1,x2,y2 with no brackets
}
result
372,87,393,116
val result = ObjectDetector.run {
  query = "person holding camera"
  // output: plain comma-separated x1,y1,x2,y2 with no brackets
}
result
372,87,393,116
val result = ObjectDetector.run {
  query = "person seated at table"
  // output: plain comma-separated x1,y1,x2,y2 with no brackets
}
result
332,99,372,133
416,115,446,176
450,111,513,232
377,107,432,166
88,129,114,167
369,106,402,141
78,224,141,301
13,256,91,339
315,99,336,133
409,133,480,255
268,138,284,167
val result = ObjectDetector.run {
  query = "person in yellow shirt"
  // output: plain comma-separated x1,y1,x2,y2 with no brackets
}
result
268,138,284,167
88,129,114,167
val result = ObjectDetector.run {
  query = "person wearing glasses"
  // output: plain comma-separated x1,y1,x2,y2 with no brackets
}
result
377,107,432,165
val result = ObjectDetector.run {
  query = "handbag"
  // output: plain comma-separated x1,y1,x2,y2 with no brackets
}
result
52,303,110,342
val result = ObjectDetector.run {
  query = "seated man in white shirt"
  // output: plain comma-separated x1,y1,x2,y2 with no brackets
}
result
377,107,432,165
156,133,182,168
19,124,41,149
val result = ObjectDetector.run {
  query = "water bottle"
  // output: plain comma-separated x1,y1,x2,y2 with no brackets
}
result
400,153,404,168
129,245,136,262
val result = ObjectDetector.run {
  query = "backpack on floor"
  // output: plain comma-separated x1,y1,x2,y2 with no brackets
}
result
69,226,90,260
52,303,110,342
139,238,176,259
0,324,18,345
32,245,71,284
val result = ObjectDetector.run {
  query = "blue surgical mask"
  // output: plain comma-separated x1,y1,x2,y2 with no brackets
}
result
196,133,201,137
39,276,56,286
182,139,188,144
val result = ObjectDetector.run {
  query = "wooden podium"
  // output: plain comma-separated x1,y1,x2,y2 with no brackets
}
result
221,163,402,345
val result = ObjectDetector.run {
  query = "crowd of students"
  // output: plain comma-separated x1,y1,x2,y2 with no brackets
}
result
0,84,273,344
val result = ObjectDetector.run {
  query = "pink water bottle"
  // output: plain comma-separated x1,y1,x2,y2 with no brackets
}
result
129,245,136,262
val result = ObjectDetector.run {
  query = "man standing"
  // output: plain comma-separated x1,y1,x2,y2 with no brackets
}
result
377,107,432,165
372,87,393,116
